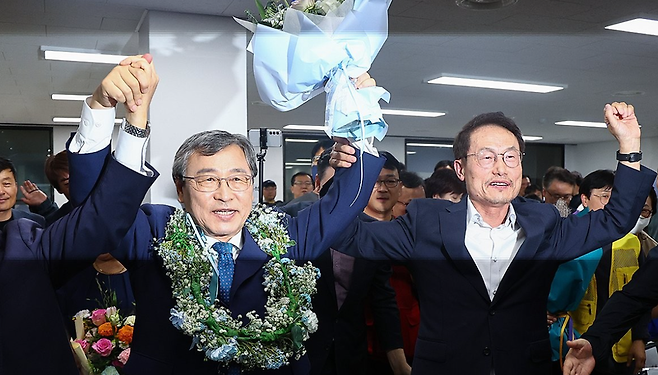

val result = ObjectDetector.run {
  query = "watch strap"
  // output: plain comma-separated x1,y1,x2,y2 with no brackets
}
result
616,150,642,162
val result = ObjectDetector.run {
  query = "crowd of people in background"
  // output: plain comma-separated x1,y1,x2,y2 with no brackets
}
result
3,55,658,375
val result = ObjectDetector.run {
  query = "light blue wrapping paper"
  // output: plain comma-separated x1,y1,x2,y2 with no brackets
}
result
238,0,392,148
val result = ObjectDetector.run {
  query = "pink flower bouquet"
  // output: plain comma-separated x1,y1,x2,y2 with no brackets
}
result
70,307,135,375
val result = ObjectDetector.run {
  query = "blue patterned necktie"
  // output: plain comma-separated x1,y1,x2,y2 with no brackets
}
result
212,241,234,304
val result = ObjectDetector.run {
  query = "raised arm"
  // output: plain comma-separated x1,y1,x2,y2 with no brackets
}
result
32,56,159,277
604,102,641,171
286,142,384,260
68,54,158,205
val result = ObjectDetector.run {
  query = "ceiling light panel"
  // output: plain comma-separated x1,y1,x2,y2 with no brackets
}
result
284,139,320,143
406,143,453,148
53,117,122,124
605,18,658,37
428,76,564,93
42,47,128,64
555,121,607,128
381,109,446,117
51,94,89,101
283,125,325,131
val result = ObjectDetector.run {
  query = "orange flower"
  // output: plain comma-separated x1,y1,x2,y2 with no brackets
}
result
117,325,134,344
98,322,115,337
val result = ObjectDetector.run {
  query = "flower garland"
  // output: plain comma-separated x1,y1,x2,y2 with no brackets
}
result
155,205,320,370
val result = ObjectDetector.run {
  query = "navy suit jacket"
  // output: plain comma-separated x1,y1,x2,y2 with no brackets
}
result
339,163,656,375
10,208,45,227
68,150,384,375
0,153,156,374
306,213,401,375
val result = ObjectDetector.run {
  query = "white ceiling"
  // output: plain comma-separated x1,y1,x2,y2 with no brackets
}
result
1,0,658,145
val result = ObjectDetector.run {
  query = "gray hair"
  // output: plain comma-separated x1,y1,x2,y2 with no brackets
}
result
171,130,258,183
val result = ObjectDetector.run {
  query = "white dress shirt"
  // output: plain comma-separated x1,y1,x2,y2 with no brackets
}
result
464,198,526,301
69,98,151,175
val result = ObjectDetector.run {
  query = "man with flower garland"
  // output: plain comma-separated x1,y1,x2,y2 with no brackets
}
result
0,57,157,374
71,56,385,375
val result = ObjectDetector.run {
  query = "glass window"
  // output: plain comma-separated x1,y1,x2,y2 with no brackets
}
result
0,126,53,211
523,143,564,186
283,134,327,202
405,140,454,178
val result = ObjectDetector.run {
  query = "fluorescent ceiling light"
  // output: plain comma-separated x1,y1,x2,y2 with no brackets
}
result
407,143,452,148
296,158,312,162
51,94,89,101
42,47,128,64
428,76,564,93
522,135,543,141
285,162,313,166
605,18,658,37
53,117,122,124
381,109,446,117
285,138,319,143
555,120,607,128
283,125,325,131
406,151,417,155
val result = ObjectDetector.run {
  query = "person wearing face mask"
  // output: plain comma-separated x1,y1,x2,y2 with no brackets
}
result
542,166,577,217
547,170,649,375
632,189,656,256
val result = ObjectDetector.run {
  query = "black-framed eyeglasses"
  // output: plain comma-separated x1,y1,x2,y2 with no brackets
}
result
641,208,653,218
465,149,524,169
181,174,252,192
374,179,401,189
293,181,313,187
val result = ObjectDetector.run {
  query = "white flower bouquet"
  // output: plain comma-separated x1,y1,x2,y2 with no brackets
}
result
237,0,392,154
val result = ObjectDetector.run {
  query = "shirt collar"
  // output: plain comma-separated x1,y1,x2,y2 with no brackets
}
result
466,197,517,229
203,230,244,251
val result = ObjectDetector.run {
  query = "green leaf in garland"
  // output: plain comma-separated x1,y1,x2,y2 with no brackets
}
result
291,325,304,352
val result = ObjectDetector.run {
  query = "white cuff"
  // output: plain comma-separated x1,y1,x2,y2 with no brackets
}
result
68,98,115,154
115,127,153,177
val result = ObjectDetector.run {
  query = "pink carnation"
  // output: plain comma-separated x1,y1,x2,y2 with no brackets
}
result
91,338,114,357
91,309,107,326
118,348,130,365
74,339,89,353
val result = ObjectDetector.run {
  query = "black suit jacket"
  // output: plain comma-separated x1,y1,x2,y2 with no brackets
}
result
0,155,155,374
582,245,658,361
339,163,656,375
306,213,401,375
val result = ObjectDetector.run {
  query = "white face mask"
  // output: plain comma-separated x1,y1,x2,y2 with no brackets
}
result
631,216,651,235
553,198,571,218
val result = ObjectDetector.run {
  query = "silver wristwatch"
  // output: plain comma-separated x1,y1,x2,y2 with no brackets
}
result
121,118,151,138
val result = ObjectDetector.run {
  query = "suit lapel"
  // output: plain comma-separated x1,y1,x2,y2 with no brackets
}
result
231,228,268,301
439,199,490,302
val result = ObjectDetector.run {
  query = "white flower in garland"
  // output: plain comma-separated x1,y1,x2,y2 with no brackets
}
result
155,205,320,370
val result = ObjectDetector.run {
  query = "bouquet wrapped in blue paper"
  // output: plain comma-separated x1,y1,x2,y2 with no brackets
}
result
236,0,392,154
